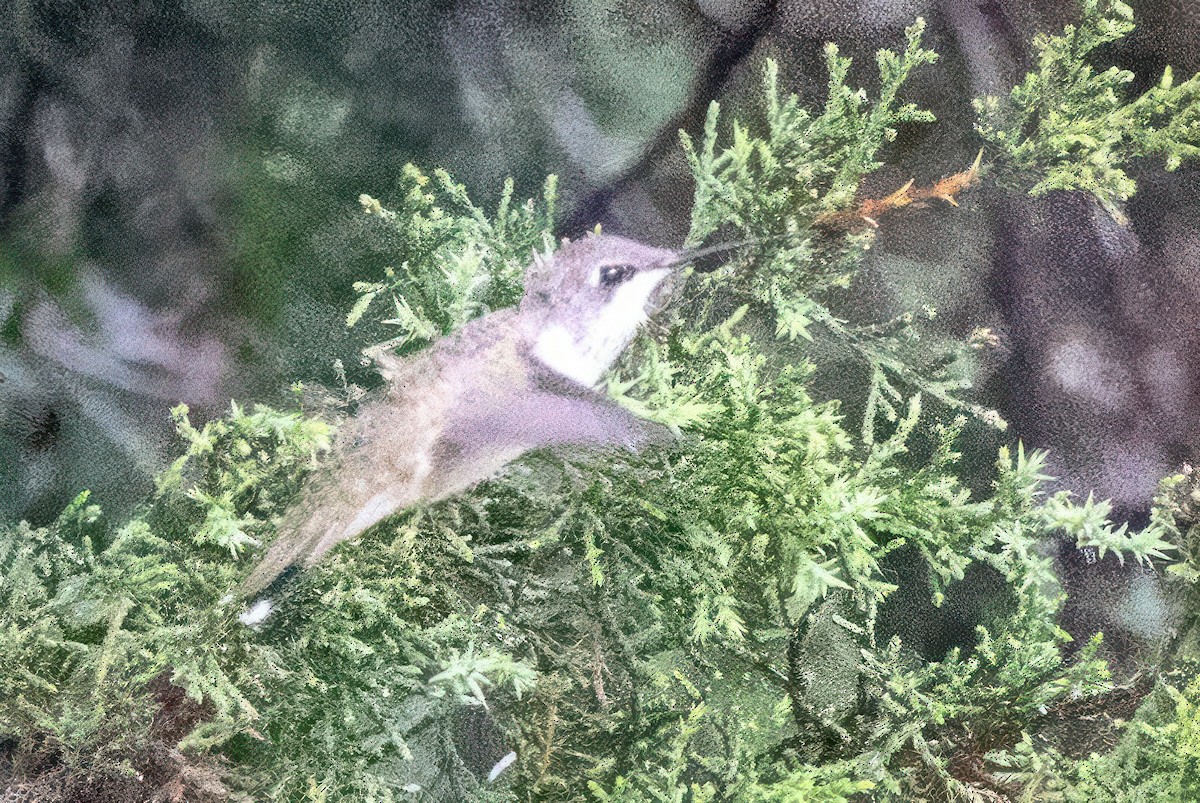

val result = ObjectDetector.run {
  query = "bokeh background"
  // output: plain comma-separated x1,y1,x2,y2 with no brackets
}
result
1,0,1197,576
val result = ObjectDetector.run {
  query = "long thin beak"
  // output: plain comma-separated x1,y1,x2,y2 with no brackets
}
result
647,240,759,313
666,233,802,273
666,239,760,272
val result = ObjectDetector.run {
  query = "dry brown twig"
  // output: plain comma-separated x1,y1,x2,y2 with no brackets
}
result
815,148,984,231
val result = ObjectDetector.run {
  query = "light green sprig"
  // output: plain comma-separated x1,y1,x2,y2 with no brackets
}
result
975,0,1200,219
349,166,557,347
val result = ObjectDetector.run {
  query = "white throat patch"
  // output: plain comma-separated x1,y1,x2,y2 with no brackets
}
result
534,267,669,386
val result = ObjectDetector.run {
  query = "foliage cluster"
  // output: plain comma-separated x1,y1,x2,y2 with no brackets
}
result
974,0,1200,220
3,2,1200,801
348,166,557,350
681,20,936,334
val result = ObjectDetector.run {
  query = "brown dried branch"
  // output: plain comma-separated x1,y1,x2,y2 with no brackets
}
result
815,149,984,231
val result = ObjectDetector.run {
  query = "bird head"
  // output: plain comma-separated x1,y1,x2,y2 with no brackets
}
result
520,235,678,387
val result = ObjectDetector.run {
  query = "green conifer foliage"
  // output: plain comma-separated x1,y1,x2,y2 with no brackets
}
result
974,0,1200,220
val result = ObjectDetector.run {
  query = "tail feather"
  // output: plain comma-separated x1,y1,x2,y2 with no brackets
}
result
239,496,338,598
239,476,410,599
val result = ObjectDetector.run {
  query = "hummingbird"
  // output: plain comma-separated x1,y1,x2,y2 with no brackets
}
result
237,234,681,622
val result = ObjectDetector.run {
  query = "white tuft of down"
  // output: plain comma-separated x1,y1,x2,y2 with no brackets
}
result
239,598,274,627
487,750,518,782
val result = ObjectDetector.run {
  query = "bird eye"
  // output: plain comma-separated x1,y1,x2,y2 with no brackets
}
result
598,263,635,287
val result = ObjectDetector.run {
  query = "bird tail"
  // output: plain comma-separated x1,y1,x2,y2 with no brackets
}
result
234,495,353,628
238,495,336,600
238,477,407,604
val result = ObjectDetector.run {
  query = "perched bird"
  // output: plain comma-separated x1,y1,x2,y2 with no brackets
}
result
238,234,680,621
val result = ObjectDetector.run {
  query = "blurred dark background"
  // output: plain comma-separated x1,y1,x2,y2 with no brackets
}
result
1,0,1198,569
